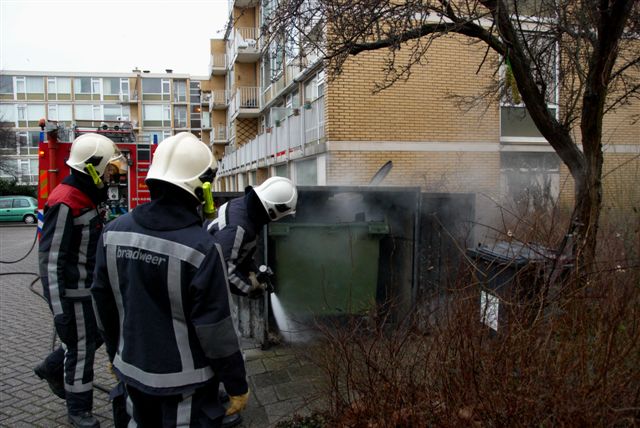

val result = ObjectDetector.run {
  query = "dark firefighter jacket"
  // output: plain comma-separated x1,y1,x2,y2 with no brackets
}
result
204,189,269,296
91,193,248,397
39,173,106,316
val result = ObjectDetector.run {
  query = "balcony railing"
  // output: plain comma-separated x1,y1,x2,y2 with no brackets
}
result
209,54,227,75
227,27,261,64
219,96,325,174
210,89,230,111
210,126,227,144
229,87,263,118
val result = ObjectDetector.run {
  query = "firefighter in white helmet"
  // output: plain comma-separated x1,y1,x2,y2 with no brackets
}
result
35,133,120,428
91,132,248,428
205,176,298,297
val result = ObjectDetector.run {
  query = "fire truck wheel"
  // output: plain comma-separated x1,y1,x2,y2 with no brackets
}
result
23,214,36,224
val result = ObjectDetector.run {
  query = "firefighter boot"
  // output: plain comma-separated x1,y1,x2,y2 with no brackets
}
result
221,413,242,428
68,411,100,428
34,359,65,399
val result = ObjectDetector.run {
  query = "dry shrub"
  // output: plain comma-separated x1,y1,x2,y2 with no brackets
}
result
306,215,640,427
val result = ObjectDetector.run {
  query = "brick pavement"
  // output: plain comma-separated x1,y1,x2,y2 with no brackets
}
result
0,225,323,427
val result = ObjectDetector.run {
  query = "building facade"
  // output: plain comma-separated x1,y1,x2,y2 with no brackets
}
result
0,70,212,185
213,0,639,221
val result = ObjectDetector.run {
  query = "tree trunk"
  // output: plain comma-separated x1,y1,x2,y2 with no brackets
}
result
571,160,603,272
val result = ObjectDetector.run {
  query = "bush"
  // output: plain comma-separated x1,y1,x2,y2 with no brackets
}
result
301,214,640,427
0,178,37,198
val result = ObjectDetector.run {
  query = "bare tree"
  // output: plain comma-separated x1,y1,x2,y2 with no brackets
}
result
0,119,18,182
264,0,640,270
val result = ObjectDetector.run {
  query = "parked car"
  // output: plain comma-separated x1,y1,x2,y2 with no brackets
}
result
0,195,38,224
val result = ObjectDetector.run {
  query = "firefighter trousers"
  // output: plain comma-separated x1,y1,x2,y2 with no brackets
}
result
47,298,103,414
125,381,225,427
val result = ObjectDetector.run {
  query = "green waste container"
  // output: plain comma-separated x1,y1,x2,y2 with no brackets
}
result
269,221,389,317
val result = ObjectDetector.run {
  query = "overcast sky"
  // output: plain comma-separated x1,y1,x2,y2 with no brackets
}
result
0,0,229,76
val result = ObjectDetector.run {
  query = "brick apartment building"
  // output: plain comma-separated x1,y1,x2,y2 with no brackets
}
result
212,0,639,222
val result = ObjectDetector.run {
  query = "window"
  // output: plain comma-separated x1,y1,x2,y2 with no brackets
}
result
16,131,38,155
295,158,317,185
174,105,187,128
120,78,130,102
0,104,16,125
17,104,45,127
501,33,558,140
142,78,170,101
189,81,201,104
74,77,101,100
104,104,130,121
16,131,41,155
500,152,560,214
143,104,171,127
190,104,201,129
14,76,44,100
103,78,121,100
48,104,73,122
75,104,103,121
173,80,187,103
47,77,72,100
274,164,289,177
304,70,325,102
269,39,284,81
0,75,14,98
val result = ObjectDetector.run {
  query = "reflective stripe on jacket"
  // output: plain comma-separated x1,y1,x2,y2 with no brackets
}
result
205,197,258,295
39,180,102,315
92,201,248,396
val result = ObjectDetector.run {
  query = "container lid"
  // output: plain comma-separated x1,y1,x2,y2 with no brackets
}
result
467,241,556,266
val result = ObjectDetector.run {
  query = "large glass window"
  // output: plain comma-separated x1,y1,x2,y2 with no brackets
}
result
142,104,171,127
47,77,72,100
103,78,121,100
173,80,187,102
500,152,560,214
0,104,16,125
190,105,201,129
16,131,39,155
74,77,101,100
295,158,317,185
75,104,103,121
501,33,557,140
47,104,73,122
15,76,44,100
142,78,170,101
17,104,45,127
174,105,187,128
104,104,130,121
0,75,14,99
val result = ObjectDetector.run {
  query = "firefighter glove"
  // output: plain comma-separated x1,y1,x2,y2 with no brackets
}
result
248,271,265,292
226,390,250,415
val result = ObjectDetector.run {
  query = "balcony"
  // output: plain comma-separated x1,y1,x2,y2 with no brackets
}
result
229,87,262,119
209,54,227,75
228,27,261,64
210,89,230,111
218,96,325,174
201,92,212,106
210,126,228,144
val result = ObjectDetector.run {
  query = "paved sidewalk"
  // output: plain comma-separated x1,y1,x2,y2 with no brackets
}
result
0,225,323,427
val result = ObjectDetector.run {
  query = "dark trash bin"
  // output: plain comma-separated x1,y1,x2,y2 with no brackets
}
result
467,241,563,333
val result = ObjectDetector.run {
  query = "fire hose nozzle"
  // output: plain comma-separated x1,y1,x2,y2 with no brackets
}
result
257,265,275,293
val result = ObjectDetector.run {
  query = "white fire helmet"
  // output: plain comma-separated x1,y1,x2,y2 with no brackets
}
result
66,133,121,176
253,176,298,221
145,132,216,202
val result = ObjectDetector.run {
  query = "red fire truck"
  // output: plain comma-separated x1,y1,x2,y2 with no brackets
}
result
37,118,156,231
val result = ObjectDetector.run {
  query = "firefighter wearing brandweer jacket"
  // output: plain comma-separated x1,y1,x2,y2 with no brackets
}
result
91,132,249,427
36,133,120,428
